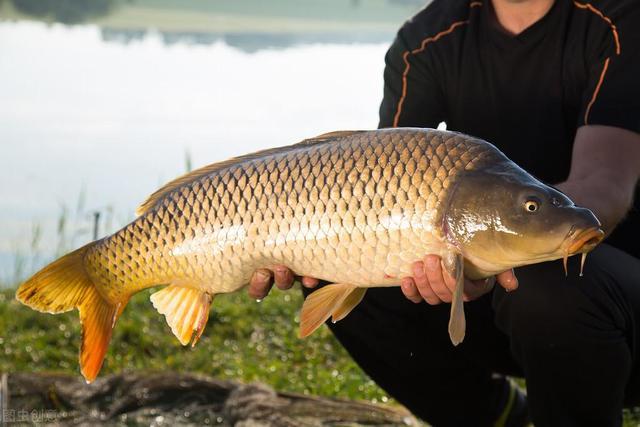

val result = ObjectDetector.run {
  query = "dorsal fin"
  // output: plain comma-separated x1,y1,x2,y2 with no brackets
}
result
135,130,364,216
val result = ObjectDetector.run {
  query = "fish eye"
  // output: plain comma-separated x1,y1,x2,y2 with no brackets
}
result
524,199,540,213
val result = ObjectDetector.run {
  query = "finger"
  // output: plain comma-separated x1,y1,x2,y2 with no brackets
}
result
411,261,442,305
301,276,320,288
400,277,423,304
497,269,519,292
273,265,295,290
248,269,273,299
422,255,452,303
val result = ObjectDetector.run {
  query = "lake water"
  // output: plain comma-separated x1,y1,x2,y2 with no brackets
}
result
0,2,425,283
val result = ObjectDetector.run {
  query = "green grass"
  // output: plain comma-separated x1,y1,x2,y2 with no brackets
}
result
0,285,389,403
4,284,640,425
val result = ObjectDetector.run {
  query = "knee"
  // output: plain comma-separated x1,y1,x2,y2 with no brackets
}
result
494,268,570,345
494,252,626,346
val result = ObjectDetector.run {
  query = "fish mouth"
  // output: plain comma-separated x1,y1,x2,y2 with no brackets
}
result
562,227,605,276
567,227,604,254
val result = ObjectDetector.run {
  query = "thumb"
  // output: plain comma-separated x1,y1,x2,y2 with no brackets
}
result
496,269,519,292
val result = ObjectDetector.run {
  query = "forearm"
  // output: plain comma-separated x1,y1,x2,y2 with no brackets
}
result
557,125,640,236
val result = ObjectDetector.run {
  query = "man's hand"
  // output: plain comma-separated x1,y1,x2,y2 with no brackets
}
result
400,255,519,304
248,266,319,300
247,256,518,304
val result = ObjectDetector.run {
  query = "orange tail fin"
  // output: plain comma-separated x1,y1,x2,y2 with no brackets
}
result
16,242,127,383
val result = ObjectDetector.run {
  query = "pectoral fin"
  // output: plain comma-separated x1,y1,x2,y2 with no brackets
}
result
150,285,213,347
299,284,363,338
443,252,466,346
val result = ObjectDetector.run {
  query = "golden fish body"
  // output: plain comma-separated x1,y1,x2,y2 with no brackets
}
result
85,129,497,299
17,128,604,382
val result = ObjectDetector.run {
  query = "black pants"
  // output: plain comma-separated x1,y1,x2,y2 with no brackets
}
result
308,244,640,426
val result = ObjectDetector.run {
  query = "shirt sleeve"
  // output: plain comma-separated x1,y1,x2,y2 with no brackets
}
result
579,2,640,133
378,25,447,129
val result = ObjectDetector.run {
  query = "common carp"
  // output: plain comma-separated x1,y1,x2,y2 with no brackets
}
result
16,128,604,382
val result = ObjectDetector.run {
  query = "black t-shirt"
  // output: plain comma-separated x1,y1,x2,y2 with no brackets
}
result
379,0,640,258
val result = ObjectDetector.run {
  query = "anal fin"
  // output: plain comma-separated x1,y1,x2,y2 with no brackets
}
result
299,284,363,338
443,252,466,346
150,285,213,346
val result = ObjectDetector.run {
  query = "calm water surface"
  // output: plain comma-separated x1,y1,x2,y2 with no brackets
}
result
0,22,391,282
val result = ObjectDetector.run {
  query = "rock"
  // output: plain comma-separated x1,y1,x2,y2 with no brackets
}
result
0,372,420,426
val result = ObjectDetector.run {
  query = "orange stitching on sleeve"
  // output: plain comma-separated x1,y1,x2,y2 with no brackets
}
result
584,57,610,124
573,1,620,55
572,2,619,124
392,21,468,127
392,2,482,128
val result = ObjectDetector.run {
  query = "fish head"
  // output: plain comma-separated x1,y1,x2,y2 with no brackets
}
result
444,162,604,279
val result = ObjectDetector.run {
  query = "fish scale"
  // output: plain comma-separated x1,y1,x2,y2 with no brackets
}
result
17,127,604,382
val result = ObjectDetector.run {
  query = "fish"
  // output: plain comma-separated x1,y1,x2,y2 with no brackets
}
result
16,128,604,383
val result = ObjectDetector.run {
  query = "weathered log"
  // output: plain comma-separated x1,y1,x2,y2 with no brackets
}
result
0,372,420,426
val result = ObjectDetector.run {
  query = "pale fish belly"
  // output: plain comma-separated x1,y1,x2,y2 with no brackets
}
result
164,204,450,294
